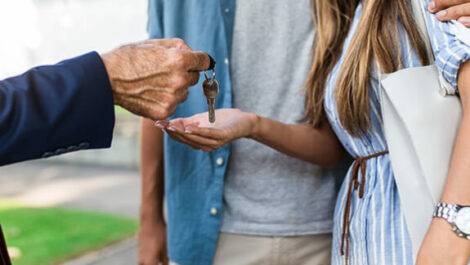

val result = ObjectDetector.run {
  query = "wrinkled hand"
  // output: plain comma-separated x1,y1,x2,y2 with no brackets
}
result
429,0,470,26
155,109,258,152
101,38,211,120
138,219,168,265
416,218,470,265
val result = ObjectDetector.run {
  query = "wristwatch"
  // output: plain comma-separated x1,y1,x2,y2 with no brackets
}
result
433,202,470,239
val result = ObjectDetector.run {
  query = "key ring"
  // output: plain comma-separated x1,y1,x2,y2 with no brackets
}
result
204,68,216,81
204,54,216,80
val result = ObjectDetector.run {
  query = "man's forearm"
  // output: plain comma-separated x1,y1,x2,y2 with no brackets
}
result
140,118,165,222
0,52,114,166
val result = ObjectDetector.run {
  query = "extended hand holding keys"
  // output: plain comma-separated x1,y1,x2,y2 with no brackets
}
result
101,38,212,120
0,38,214,166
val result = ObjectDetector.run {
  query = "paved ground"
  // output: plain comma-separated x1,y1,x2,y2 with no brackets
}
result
63,238,138,265
0,160,141,264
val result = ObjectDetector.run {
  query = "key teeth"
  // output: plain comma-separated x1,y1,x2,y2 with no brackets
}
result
209,114,215,123
207,98,216,123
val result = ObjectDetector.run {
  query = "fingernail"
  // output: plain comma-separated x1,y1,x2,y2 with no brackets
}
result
155,120,166,127
428,1,435,11
459,17,470,25
436,10,447,19
155,123,164,129
167,127,176,132
184,129,193,134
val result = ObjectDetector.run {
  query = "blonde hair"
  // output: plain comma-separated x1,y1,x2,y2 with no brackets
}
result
304,0,430,135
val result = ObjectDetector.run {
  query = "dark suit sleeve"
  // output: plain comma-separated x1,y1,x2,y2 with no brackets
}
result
0,51,115,166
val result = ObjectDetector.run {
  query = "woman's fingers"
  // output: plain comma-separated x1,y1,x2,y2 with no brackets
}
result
180,133,221,148
166,130,207,150
170,117,201,128
430,0,469,12
433,2,470,22
156,119,216,150
155,120,170,128
166,123,218,152
155,120,205,150
458,16,470,27
156,120,226,151
184,126,227,140
168,127,221,150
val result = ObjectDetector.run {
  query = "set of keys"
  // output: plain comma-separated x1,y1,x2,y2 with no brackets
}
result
202,56,219,123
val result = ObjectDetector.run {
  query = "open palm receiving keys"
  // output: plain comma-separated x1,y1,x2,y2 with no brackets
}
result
155,109,258,152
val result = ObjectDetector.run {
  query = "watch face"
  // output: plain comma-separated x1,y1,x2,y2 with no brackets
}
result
455,207,470,235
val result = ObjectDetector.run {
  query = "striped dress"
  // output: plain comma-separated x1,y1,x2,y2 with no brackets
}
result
326,1,470,265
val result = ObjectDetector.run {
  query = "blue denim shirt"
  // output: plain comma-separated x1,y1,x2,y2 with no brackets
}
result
147,1,235,264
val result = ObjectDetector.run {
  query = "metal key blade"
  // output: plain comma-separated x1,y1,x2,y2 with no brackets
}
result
202,78,219,123
207,98,216,123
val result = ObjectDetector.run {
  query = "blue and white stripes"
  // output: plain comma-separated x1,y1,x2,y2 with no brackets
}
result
426,1,470,91
325,1,470,264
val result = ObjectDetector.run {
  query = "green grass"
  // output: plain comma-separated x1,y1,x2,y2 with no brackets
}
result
114,106,131,115
0,200,138,265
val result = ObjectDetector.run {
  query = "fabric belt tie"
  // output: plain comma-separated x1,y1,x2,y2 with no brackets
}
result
340,150,389,265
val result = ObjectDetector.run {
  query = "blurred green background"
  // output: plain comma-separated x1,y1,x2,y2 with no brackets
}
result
1,200,138,265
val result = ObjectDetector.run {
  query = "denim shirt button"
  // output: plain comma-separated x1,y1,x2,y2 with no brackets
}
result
216,157,224,166
210,208,218,215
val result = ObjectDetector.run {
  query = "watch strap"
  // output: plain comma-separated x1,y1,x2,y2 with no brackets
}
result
433,202,458,223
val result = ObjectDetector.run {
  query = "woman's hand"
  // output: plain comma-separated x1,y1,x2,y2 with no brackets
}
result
138,219,168,265
429,0,470,26
416,218,470,265
155,108,258,152
156,108,343,167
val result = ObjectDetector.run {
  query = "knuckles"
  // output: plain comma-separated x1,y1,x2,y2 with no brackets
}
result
434,0,454,10
161,98,177,110
169,74,189,89
169,87,189,102
447,7,462,18
461,19,470,27
170,38,187,49
157,109,171,119
167,49,187,70
155,38,187,49
156,103,177,119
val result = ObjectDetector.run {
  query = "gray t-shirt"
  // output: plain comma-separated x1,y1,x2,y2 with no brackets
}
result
220,0,337,236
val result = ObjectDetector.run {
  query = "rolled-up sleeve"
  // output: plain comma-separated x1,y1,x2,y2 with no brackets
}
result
424,0,470,92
